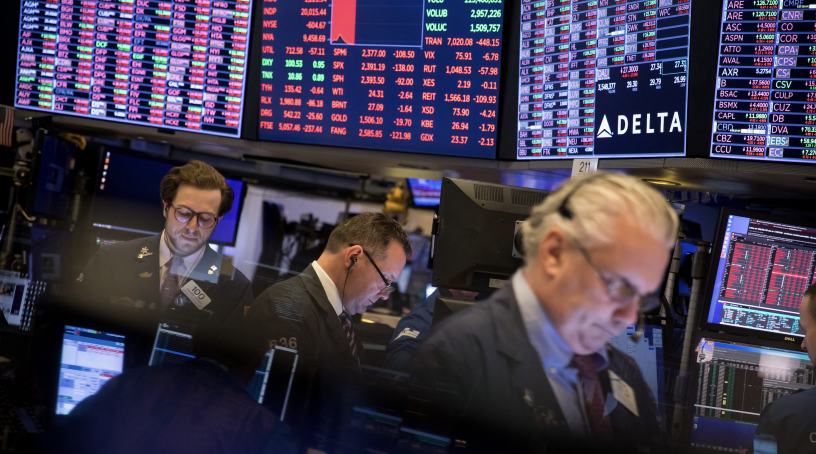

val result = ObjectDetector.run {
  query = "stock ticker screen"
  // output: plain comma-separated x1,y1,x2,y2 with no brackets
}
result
706,214,816,339
691,336,814,452
711,0,816,163
256,0,505,158
15,0,253,138
516,0,692,159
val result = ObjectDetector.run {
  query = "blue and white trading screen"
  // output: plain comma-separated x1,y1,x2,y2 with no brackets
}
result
15,0,253,138
257,0,505,158
608,323,665,413
691,337,814,453
57,325,125,415
516,0,691,159
710,0,816,163
706,214,816,338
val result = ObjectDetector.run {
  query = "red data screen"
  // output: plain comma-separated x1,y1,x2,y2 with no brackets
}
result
257,0,505,158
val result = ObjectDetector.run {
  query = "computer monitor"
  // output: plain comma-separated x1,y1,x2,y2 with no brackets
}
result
148,323,296,410
407,179,442,207
702,209,816,344
608,321,666,421
91,151,245,245
688,333,814,453
57,325,126,415
149,323,195,366
431,178,550,292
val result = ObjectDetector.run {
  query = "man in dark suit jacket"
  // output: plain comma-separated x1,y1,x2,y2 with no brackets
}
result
249,212,411,447
74,160,253,365
412,172,680,453
754,284,816,454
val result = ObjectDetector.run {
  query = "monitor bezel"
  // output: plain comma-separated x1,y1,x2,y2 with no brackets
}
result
89,148,249,247
681,330,808,453
699,207,816,346
54,324,127,418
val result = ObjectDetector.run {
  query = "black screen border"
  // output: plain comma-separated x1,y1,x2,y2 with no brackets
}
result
680,329,807,453
498,0,722,161
88,148,249,247
699,207,816,346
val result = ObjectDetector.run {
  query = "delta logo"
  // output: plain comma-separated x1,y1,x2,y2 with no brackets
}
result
596,113,683,138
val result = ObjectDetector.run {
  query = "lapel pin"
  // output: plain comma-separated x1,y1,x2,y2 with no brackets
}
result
524,389,534,407
138,247,153,258
139,272,153,278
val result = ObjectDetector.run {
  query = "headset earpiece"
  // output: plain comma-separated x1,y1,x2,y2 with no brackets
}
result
348,256,357,272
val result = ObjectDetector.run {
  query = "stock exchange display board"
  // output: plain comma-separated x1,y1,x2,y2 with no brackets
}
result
15,0,253,138
257,0,505,158
516,0,692,159
711,0,816,163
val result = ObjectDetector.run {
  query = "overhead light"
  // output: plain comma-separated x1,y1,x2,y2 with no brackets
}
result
643,179,679,186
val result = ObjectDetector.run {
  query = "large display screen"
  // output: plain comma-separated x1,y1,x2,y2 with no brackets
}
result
710,0,816,163
15,0,253,138
516,0,692,159
705,213,816,339
691,336,813,452
92,151,244,244
256,0,505,158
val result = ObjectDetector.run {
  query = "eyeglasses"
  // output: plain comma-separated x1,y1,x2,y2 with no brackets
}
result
169,205,219,230
568,234,661,312
351,244,396,297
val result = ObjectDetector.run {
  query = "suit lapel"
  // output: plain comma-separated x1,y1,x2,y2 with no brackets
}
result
490,286,569,439
189,245,222,284
133,235,161,307
299,264,355,359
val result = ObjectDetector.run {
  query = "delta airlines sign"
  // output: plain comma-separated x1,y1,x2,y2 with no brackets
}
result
596,112,683,138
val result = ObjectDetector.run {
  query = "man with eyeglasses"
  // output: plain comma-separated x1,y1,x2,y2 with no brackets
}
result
251,212,410,369
248,212,410,445
411,172,678,454
75,160,254,340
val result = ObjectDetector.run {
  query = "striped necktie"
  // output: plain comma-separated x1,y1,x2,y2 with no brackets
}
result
159,256,186,311
338,311,358,360
572,354,615,445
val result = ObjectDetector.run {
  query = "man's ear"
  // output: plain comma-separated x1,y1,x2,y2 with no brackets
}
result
162,200,169,218
538,226,567,278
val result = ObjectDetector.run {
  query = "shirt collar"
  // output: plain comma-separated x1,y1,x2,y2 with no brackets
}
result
312,261,343,316
159,230,205,275
512,269,609,372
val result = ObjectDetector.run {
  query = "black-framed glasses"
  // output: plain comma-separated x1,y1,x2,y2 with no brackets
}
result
169,205,219,230
351,244,395,296
568,234,661,312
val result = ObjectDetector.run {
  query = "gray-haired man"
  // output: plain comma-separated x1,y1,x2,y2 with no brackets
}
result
412,172,678,454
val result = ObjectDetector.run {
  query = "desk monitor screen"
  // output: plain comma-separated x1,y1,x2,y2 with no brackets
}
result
150,323,296,411
92,151,244,244
256,0,505,158
690,336,814,453
704,212,816,341
608,323,665,417
14,0,253,138
57,326,125,415
515,0,692,159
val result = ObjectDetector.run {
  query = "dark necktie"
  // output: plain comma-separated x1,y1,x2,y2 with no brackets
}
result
338,311,358,360
159,256,185,311
572,354,614,445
